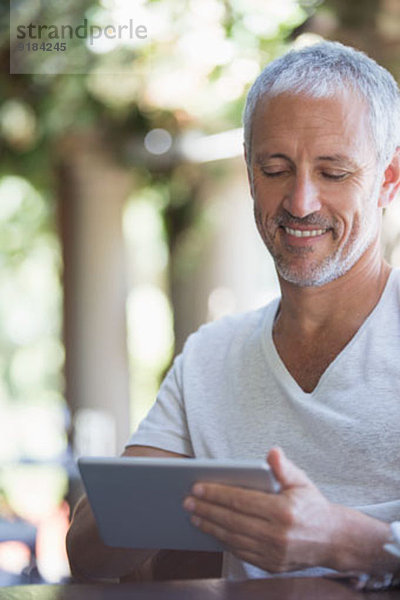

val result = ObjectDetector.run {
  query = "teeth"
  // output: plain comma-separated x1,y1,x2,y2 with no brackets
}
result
284,227,326,238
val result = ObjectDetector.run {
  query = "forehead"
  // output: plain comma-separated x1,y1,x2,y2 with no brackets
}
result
251,91,374,162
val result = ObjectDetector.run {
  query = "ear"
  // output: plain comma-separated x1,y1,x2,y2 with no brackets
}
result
244,143,254,198
378,148,400,208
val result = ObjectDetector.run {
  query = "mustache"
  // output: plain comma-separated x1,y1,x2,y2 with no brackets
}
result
275,209,333,229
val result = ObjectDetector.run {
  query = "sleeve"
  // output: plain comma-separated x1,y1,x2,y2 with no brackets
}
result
126,354,194,456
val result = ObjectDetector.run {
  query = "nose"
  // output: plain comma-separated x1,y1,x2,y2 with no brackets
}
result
283,172,321,218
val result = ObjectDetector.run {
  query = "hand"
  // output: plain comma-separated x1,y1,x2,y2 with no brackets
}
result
183,447,339,573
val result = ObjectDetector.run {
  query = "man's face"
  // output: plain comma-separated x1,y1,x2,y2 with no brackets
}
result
247,91,384,287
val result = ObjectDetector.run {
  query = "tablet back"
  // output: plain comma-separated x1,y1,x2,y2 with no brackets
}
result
78,456,278,552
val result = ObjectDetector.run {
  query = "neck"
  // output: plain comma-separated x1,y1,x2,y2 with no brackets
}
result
275,243,391,338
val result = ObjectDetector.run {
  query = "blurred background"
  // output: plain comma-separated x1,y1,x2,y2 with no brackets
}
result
1,0,400,585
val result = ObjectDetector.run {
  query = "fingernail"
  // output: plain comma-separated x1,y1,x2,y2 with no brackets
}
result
191,515,201,527
183,497,195,512
193,484,204,497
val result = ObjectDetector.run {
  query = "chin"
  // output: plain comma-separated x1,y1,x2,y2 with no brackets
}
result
276,259,349,288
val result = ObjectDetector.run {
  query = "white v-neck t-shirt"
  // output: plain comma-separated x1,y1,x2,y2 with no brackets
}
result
128,268,400,579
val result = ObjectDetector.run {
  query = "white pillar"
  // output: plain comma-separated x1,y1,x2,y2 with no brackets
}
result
59,132,132,454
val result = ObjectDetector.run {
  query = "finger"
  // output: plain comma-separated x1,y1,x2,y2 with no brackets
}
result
184,496,277,543
189,482,280,521
191,513,264,554
267,447,312,490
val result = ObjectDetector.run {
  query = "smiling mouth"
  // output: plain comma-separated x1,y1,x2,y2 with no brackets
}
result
283,226,328,238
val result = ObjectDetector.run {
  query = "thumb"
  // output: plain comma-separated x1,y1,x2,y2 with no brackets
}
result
267,447,312,491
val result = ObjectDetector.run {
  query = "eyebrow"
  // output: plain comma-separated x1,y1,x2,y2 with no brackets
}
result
255,152,291,164
317,154,357,168
255,152,357,169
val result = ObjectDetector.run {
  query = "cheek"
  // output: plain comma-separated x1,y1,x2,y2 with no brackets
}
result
253,199,273,230
251,177,264,203
252,181,281,218
333,194,374,244
251,171,276,198
337,213,364,254
253,202,280,250
253,202,264,232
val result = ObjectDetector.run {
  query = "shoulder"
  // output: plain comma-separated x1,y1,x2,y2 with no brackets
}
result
182,299,279,357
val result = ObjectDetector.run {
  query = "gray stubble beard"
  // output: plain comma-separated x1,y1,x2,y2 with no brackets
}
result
253,199,380,288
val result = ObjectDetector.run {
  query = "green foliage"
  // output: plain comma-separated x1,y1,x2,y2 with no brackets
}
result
0,0,319,414
0,0,321,397
0,1,319,193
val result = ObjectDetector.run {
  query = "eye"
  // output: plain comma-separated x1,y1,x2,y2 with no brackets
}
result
262,169,289,178
321,171,348,181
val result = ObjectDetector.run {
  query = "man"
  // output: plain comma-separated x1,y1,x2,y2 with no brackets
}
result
67,41,400,585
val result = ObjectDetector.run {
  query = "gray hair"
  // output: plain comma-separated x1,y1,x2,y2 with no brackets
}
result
243,41,400,168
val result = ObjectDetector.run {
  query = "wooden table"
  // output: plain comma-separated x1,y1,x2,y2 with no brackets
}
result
1,578,400,600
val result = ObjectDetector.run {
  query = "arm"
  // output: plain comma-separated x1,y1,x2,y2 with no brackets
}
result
66,445,221,582
183,447,400,577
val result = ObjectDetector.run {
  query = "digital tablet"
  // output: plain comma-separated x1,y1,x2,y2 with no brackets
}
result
78,456,280,551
